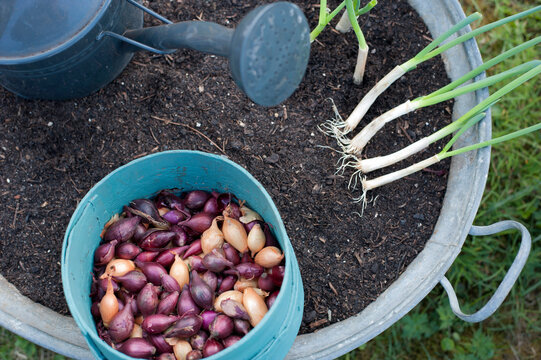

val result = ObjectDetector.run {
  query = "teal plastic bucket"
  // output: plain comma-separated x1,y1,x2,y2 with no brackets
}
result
61,150,304,360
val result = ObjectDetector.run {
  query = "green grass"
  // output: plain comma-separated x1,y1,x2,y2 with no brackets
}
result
339,0,541,359
1,1,539,359
0,327,67,360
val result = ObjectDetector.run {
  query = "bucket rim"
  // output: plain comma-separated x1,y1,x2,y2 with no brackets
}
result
61,149,303,360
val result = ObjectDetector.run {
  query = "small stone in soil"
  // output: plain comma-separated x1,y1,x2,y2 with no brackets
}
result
230,139,243,150
303,310,317,324
413,213,425,221
265,153,279,164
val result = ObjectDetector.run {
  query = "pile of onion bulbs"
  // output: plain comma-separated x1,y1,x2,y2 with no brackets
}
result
91,189,285,359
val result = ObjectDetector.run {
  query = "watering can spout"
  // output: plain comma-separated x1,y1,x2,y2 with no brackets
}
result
123,2,311,107
123,22,234,58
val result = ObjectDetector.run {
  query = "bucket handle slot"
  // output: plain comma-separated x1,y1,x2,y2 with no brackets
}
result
96,0,176,55
439,220,531,323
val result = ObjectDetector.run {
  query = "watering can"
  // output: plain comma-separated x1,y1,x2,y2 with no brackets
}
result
0,0,311,106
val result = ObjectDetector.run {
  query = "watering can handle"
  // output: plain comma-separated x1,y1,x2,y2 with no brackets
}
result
125,0,172,25
439,220,531,323
97,0,233,57
96,0,177,55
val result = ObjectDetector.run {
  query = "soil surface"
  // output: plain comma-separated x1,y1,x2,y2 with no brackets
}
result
0,0,452,334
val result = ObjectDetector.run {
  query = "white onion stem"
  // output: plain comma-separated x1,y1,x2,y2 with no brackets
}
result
362,155,441,191
357,135,434,173
347,99,419,154
336,11,353,32
353,46,369,85
344,65,407,132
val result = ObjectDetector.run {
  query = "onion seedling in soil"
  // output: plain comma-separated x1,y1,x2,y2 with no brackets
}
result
353,64,541,203
311,0,378,84
92,189,284,359
360,120,541,196
333,41,541,158
322,4,541,138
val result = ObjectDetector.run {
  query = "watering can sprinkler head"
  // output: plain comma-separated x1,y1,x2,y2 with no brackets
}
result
123,2,311,107
228,2,311,107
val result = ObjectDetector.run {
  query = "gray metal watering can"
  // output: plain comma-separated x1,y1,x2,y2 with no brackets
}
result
0,0,311,106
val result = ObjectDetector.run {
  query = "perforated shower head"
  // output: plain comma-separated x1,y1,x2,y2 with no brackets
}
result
229,2,311,106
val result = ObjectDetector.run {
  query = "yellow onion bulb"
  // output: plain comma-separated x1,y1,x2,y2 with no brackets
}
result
130,323,143,338
173,340,192,360
170,254,190,289
243,287,268,327
252,288,270,298
158,207,169,217
222,215,248,253
134,315,144,325
99,277,119,327
234,278,258,292
247,223,266,257
214,290,243,312
165,337,180,346
201,217,224,254
101,259,135,279
239,206,263,224
254,246,284,268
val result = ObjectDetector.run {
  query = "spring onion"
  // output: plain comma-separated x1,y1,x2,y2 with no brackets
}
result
361,121,541,193
335,0,377,33
310,0,377,41
346,0,378,84
352,64,541,202
355,63,541,174
311,1,378,84
343,58,540,155
329,5,540,135
310,0,346,42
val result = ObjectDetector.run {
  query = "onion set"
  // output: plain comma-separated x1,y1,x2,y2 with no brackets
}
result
91,188,285,359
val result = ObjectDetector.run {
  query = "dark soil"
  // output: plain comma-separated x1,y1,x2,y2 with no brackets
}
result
0,0,452,334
